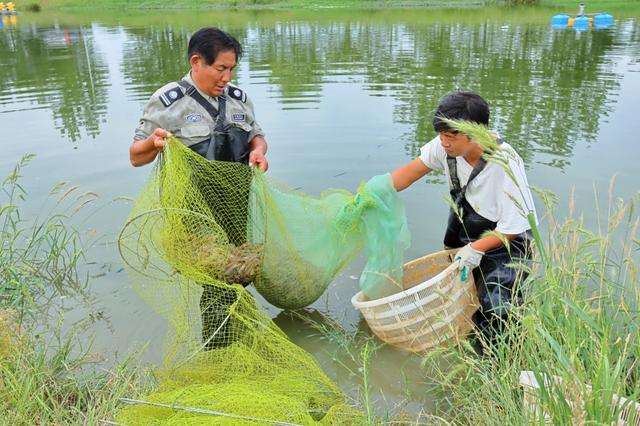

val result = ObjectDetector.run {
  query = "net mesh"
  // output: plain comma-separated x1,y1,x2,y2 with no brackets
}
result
117,137,409,424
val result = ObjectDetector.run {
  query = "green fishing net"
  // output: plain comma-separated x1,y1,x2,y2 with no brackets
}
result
117,137,409,424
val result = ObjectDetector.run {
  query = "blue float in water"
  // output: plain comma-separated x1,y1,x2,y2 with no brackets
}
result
573,16,591,31
552,14,570,28
594,13,614,29
551,11,614,31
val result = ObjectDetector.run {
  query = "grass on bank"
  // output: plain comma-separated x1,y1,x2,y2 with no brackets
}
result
422,121,640,424
540,0,636,10
28,0,483,12
0,155,152,425
426,188,640,424
28,0,639,12
1,154,88,327
0,321,152,425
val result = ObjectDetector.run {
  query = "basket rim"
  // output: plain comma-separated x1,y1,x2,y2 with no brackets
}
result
355,269,463,320
368,282,474,330
351,249,460,309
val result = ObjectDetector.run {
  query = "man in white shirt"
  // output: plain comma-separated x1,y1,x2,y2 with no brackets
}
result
391,92,536,345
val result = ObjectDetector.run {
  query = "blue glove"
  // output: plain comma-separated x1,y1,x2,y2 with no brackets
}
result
454,243,484,281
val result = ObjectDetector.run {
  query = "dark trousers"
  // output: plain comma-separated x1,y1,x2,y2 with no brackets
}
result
193,161,252,350
443,198,532,345
471,232,532,345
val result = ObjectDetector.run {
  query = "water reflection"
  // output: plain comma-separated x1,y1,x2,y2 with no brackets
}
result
1,15,17,28
0,24,109,142
248,24,327,109
118,18,634,170
121,26,259,101
1,13,638,162
245,21,626,167
122,27,193,101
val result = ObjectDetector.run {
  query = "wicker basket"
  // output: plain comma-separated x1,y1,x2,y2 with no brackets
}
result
351,249,479,352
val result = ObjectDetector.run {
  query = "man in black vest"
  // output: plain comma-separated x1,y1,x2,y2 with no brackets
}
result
129,28,268,350
130,27,267,169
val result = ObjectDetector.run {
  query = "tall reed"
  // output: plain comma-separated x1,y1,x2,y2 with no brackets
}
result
0,155,90,325
0,156,152,424
424,121,640,424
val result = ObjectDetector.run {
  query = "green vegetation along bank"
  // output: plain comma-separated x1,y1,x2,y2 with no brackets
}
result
0,156,153,424
25,0,640,12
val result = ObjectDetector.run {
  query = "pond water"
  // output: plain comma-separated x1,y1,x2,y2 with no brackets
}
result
1,6,639,419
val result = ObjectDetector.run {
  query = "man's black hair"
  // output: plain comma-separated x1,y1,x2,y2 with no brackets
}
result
432,92,490,133
188,28,242,65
